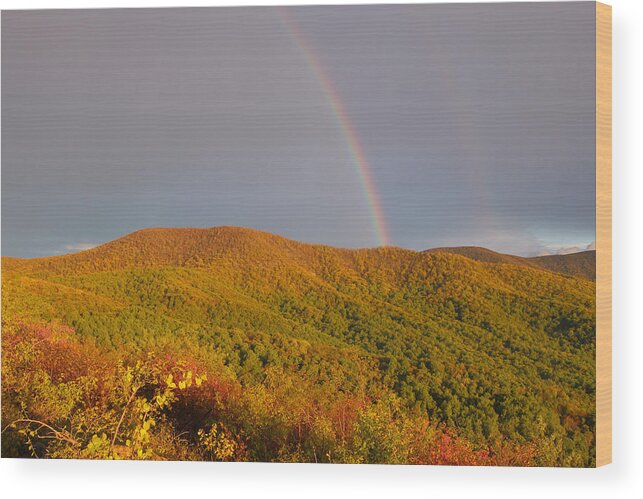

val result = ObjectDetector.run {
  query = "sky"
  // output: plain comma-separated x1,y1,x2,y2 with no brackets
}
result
1,3,596,258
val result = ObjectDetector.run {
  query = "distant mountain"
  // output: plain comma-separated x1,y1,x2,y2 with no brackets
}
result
529,251,596,281
424,246,538,268
425,246,595,281
1,227,597,465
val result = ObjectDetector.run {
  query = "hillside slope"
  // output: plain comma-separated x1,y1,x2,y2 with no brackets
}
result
529,251,596,281
426,246,595,280
2,227,596,465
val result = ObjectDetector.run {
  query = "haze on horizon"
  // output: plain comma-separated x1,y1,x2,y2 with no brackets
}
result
2,3,596,258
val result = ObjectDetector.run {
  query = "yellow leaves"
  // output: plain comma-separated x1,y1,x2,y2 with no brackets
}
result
124,368,134,385
132,418,154,448
198,423,238,461
85,433,109,457
173,368,205,390
194,374,208,386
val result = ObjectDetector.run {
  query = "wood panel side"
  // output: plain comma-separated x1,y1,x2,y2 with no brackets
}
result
595,1,612,468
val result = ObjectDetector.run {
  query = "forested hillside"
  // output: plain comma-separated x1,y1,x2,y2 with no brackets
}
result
425,246,596,280
2,227,596,465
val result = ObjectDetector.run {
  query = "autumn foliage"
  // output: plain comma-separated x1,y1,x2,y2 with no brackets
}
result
1,227,596,465
3,321,536,464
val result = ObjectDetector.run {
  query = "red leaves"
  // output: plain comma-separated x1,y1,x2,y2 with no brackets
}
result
4,320,111,382
328,396,367,442
410,424,536,467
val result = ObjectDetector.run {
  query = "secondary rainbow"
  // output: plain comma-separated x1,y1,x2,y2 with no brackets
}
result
279,9,391,247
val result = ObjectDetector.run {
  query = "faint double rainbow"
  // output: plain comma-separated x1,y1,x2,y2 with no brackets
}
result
278,8,391,247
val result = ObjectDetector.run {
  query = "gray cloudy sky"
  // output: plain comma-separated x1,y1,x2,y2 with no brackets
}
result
2,3,596,257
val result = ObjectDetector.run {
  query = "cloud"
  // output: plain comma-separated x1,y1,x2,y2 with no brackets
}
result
63,243,97,253
534,240,596,257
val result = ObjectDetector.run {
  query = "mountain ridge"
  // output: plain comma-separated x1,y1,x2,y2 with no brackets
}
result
2,226,595,281
424,245,595,280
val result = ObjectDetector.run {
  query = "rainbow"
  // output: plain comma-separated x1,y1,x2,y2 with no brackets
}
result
279,9,391,247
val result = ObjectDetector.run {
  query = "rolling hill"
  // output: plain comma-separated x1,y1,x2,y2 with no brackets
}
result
425,246,596,280
1,227,596,465
529,251,596,281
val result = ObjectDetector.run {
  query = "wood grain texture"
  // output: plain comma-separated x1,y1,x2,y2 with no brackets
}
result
596,1,612,467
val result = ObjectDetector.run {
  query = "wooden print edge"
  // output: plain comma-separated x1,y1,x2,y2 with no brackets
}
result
595,0,612,468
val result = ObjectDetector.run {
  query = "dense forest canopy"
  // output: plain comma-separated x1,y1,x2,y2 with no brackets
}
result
2,227,596,465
